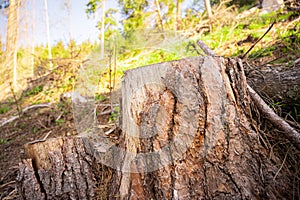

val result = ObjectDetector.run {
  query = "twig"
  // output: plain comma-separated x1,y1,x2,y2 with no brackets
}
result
2,188,17,200
105,126,116,135
27,130,52,145
0,181,15,189
196,40,216,56
187,42,202,55
9,82,22,117
0,103,52,127
248,85,300,150
97,103,119,107
55,111,64,121
273,145,291,181
99,109,112,116
22,103,52,113
241,20,276,59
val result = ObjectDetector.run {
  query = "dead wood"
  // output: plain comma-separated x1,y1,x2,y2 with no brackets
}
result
0,103,52,127
247,65,300,106
241,20,276,59
248,85,300,150
16,40,300,199
107,56,293,199
16,137,96,199
197,40,300,150
16,56,298,199
196,40,217,56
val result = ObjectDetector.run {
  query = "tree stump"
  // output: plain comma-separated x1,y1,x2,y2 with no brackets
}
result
17,137,96,199
17,56,297,199
107,56,293,199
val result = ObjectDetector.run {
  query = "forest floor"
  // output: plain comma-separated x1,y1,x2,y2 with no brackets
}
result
0,6,299,199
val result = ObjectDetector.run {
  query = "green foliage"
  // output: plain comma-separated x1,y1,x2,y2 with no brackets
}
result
106,29,198,73
248,45,276,59
118,0,149,36
228,0,257,8
109,106,120,122
95,94,106,101
0,105,10,114
86,0,102,16
278,23,300,52
52,40,69,58
98,8,120,40
55,119,64,126
25,85,44,97
0,138,8,145
32,127,38,134
292,104,300,122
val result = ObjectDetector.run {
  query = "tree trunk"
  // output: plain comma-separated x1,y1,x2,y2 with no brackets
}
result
204,0,212,19
107,56,293,199
176,0,182,30
31,0,36,77
247,65,300,106
6,0,19,88
101,0,105,59
17,137,97,199
44,0,53,70
154,0,164,32
17,56,297,199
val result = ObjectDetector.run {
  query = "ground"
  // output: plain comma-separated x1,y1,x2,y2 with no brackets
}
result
0,70,116,198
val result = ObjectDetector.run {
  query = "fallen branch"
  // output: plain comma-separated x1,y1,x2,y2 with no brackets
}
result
196,40,217,56
27,131,52,145
0,103,52,127
241,20,276,59
248,85,300,150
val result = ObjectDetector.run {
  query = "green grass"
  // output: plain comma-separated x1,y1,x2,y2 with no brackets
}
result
95,94,106,101
109,106,120,123
25,85,44,97
55,119,64,126
0,105,10,114
0,138,8,144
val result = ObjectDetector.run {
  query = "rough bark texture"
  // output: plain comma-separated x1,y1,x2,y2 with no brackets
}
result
110,56,294,199
16,137,96,199
17,56,297,199
247,65,300,106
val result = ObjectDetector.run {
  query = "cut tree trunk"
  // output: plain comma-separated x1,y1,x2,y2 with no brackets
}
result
17,56,297,199
17,137,97,199
247,65,300,106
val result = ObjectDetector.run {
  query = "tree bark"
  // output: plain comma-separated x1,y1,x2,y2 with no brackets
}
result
6,0,19,88
176,0,182,30
154,0,164,32
246,65,300,106
17,56,298,199
107,56,293,199
43,0,53,70
17,137,97,199
204,0,213,19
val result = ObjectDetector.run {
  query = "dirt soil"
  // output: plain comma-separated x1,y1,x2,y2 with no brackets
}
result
0,90,115,199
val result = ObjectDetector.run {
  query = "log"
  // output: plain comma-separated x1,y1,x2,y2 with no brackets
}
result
247,65,300,106
17,56,298,199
